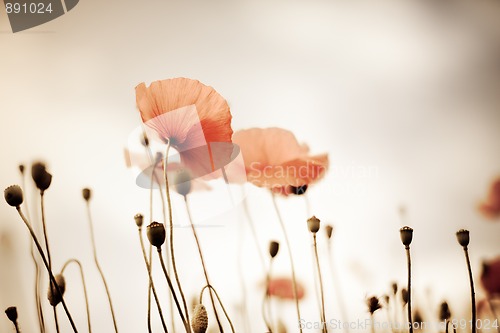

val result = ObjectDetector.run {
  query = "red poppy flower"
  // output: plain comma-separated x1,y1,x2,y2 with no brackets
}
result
232,128,328,192
267,277,305,300
478,178,500,220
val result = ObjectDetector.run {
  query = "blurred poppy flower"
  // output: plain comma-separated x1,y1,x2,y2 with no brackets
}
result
478,178,500,220
267,277,305,300
481,257,500,297
232,128,328,192
136,78,233,175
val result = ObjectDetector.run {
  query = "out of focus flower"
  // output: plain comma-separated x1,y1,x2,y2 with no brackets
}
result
135,78,233,175
232,128,328,192
478,178,500,220
481,257,500,297
366,296,382,314
267,277,305,300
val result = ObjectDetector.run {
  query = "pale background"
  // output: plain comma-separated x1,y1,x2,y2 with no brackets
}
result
1,0,500,332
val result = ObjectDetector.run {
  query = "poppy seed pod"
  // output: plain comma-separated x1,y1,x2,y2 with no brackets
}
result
325,225,333,240
134,213,144,228
174,169,192,197
400,226,413,248
4,306,18,322
367,296,382,314
4,185,23,207
456,229,470,248
47,274,66,307
147,222,166,248
290,185,308,195
401,288,409,306
269,241,280,258
18,164,25,174
307,216,321,234
31,162,47,182
439,301,451,321
82,188,91,201
391,282,398,295
191,304,208,333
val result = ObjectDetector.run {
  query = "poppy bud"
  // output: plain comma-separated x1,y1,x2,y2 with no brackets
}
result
307,216,321,234
147,222,166,248
191,304,208,333
32,162,52,192
367,296,382,314
391,282,398,295
269,241,280,258
134,213,144,228
325,225,333,239
47,274,66,306
174,169,192,197
456,229,470,248
400,226,413,248
82,188,91,201
18,164,25,174
4,185,24,207
289,185,308,195
401,288,409,306
439,301,451,321
4,306,18,322
141,132,150,147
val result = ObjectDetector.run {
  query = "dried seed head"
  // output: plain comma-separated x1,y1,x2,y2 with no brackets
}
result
367,296,382,314
307,216,321,234
391,282,398,295
400,226,413,248
269,241,280,258
147,222,166,248
82,188,92,201
4,185,24,207
4,306,18,322
47,274,66,306
191,304,208,333
456,229,470,248
18,164,25,174
174,169,192,197
439,301,451,321
31,162,52,192
325,225,333,240
383,295,390,305
289,185,308,195
401,288,409,306
134,213,144,228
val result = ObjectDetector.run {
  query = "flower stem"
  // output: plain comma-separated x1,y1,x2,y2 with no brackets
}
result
241,186,267,274
163,141,191,331
61,259,92,333
184,196,225,332
326,243,349,333
85,201,118,332
16,207,79,332
262,260,274,333
405,247,413,333
200,285,236,333
157,248,190,332
370,313,375,333
271,193,302,333
54,307,60,333
313,234,327,333
463,247,476,333
137,228,169,332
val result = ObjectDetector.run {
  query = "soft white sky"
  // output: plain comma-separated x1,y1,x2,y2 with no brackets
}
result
1,0,500,332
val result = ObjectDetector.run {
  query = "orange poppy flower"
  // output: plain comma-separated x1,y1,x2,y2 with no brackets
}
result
232,128,328,191
267,277,305,300
136,78,233,175
478,178,500,220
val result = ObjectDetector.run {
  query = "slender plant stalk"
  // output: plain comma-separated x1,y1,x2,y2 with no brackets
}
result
137,228,168,332
61,259,92,333
405,247,413,333
16,207,78,332
271,193,303,332
463,248,476,333
184,196,225,332
54,307,60,333
313,234,327,333
147,244,153,333
326,242,349,333
370,313,375,333
163,142,191,331
85,201,118,332
241,187,266,274
200,285,236,333
147,152,155,333
262,260,274,333
157,249,190,332
385,303,394,333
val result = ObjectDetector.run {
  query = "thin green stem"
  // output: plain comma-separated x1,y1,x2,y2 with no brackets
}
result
464,248,476,333
271,193,302,333
163,141,191,332
16,207,78,332
138,228,168,333
199,285,236,333
405,247,413,333
61,259,92,333
313,234,327,333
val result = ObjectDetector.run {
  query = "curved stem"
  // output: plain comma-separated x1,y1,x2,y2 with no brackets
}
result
271,193,302,332
262,260,274,333
184,196,224,332
464,248,476,333
157,248,189,332
405,247,413,333
327,243,349,333
313,234,327,333
199,285,236,333
16,207,79,332
85,201,118,332
61,259,92,333
163,141,191,332
137,228,168,332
